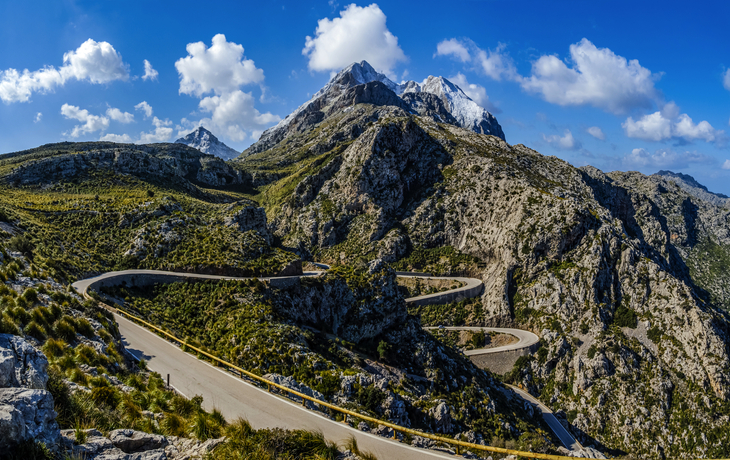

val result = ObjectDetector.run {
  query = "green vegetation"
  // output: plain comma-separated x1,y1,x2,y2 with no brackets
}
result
409,298,483,326
393,246,482,276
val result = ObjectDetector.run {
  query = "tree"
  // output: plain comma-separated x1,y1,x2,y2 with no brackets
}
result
377,340,391,360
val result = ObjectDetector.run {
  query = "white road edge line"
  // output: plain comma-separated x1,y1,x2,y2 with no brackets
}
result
114,313,459,459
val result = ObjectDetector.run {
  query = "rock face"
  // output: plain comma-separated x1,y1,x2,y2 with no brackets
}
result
244,60,504,157
175,126,241,161
240,69,730,456
0,333,49,389
273,268,407,343
0,334,59,450
3,142,249,188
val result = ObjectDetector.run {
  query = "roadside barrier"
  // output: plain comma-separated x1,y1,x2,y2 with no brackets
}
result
96,300,582,460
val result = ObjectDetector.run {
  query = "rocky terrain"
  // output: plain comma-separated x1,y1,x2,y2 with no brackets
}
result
175,126,241,161
233,61,730,459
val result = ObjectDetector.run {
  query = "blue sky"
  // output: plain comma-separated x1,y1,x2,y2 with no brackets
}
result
2,1,730,193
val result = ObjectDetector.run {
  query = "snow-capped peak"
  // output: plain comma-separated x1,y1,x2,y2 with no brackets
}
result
175,127,240,161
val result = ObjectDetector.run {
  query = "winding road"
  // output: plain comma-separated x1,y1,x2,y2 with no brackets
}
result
72,268,581,458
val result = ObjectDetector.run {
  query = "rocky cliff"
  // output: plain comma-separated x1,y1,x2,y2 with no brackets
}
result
239,66,730,458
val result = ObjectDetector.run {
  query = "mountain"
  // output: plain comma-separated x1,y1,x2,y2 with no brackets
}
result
235,64,730,458
175,126,240,161
654,170,729,207
243,60,504,157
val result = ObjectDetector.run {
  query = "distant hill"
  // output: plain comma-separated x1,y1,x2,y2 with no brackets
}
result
654,170,729,206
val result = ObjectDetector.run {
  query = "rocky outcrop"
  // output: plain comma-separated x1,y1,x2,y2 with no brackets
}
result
0,388,58,449
273,269,407,343
0,334,59,450
0,333,49,389
3,142,249,189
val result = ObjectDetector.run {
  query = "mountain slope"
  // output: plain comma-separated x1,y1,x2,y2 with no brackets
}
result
243,61,504,158
240,70,730,458
175,126,240,161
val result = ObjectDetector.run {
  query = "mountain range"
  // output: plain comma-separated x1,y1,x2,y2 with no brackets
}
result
2,59,730,459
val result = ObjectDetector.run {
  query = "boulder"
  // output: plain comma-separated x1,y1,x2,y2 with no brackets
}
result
429,402,452,433
0,333,49,389
0,388,59,449
109,429,168,453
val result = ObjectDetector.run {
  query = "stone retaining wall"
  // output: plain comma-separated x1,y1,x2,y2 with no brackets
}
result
468,342,540,375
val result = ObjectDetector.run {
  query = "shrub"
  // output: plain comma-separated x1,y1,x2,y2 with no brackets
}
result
377,340,391,360
471,330,486,348
91,386,120,408
8,235,33,257
75,318,96,339
24,321,47,341
54,319,77,343
587,344,598,359
647,326,662,343
614,304,637,328
42,338,67,358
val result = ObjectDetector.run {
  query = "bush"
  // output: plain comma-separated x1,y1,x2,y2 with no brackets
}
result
91,386,120,408
471,330,486,348
54,319,77,343
24,321,47,341
647,326,662,343
614,304,637,328
376,340,391,360
8,235,33,256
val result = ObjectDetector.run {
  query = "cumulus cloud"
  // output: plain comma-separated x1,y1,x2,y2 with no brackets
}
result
0,39,128,103
175,34,279,142
142,60,158,81
194,90,280,142
139,117,173,143
520,39,658,114
586,126,606,140
437,38,659,114
436,38,517,81
623,147,715,169
176,34,264,97
61,104,110,137
303,3,406,77
34,112,42,123
99,133,133,143
622,102,724,143
435,39,471,62
724,69,730,91
134,101,153,118
723,159,730,170
543,129,581,150
106,107,134,123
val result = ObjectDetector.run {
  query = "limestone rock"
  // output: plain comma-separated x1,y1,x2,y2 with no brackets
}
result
0,388,58,449
0,333,49,389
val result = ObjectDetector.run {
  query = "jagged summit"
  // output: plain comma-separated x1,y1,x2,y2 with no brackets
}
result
404,76,504,138
654,170,729,206
175,126,240,161
245,60,504,156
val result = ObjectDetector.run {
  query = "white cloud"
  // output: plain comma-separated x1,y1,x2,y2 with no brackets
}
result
521,39,658,114
622,102,724,143
724,69,730,91
175,34,279,143
139,117,173,143
196,90,280,142
543,129,580,150
61,104,110,137
142,60,158,81
175,34,264,97
99,133,133,143
134,101,153,118
61,39,128,84
435,39,471,62
303,3,407,77
106,107,134,123
0,39,128,104
623,147,715,169
436,38,517,81
722,159,730,170
34,112,42,123
586,126,606,140
474,43,519,81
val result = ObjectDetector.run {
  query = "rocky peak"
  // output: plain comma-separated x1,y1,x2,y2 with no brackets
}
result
175,126,240,161
653,170,729,206
244,61,505,156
